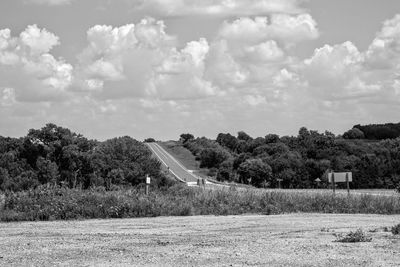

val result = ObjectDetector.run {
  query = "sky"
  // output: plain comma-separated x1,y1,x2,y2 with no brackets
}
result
0,0,400,141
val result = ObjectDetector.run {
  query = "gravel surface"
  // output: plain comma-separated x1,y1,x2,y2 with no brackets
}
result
1,214,400,266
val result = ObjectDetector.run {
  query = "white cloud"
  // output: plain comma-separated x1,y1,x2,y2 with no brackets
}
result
302,41,363,96
218,14,318,45
242,40,285,63
365,14,400,70
0,25,73,102
20,25,60,55
204,13,318,91
75,18,218,100
135,0,306,17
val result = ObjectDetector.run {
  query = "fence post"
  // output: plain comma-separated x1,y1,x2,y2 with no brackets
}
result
332,171,335,194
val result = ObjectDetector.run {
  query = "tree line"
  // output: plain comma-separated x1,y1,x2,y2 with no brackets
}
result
180,127,400,189
344,122,400,140
0,123,163,192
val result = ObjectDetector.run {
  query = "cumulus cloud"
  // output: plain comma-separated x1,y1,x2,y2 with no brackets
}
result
203,13,318,96
75,18,218,100
302,42,364,97
365,14,400,71
0,25,73,102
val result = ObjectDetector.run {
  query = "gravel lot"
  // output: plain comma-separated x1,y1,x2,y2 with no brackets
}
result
1,214,400,266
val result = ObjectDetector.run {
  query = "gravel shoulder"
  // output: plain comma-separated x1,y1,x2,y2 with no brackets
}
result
1,214,400,266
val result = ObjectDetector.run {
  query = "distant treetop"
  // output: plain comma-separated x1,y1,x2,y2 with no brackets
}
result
344,123,400,140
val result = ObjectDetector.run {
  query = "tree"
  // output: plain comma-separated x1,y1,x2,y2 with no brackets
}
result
92,136,161,186
238,159,272,187
199,148,230,168
180,133,194,143
216,133,238,151
343,128,365,139
265,134,280,144
36,157,59,185
237,131,253,142
216,159,235,182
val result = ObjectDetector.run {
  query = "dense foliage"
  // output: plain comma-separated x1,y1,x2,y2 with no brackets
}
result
0,123,163,192
182,127,400,189
344,123,400,140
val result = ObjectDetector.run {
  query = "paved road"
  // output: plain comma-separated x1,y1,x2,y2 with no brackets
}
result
146,142,199,184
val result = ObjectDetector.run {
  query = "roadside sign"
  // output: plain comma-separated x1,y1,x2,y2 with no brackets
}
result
327,172,352,183
327,171,352,195
146,175,151,184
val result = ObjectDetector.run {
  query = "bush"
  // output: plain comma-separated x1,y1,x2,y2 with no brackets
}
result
391,223,400,235
334,228,372,242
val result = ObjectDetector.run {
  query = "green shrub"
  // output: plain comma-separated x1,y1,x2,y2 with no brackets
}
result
391,223,400,235
334,228,372,242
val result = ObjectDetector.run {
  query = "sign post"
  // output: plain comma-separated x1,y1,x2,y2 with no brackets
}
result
277,179,283,189
146,175,150,195
315,178,321,188
328,171,352,195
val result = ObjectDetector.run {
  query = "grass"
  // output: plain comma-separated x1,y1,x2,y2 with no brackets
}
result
1,184,400,222
159,141,200,171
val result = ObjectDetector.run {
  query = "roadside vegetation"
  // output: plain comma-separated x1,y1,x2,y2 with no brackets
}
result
2,184,400,222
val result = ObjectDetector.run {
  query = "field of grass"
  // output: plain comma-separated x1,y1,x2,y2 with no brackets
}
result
1,214,400,266
159,141,200,170
2,184,400,222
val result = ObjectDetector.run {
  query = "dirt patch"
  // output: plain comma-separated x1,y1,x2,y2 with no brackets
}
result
1,214,400,266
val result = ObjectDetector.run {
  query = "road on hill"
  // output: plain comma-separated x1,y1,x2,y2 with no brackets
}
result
146,142,199,183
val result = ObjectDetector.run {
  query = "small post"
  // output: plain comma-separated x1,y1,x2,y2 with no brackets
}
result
331,171,335,194
346,172,350,196
277,179,282,189
146,175,150,195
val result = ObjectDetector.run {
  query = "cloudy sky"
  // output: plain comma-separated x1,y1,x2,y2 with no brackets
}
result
0,0,400,140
